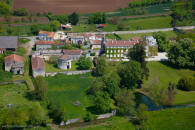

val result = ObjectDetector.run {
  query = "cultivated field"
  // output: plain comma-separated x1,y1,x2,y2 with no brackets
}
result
13,0,130,14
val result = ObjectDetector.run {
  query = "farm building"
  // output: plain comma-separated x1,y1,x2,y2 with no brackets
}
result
0,36,18,53
144,36,158,57
4,54,24,75
35,41,64,50
31,57,45,77
63,50,82,61
58,55,71,70
38,31,55,41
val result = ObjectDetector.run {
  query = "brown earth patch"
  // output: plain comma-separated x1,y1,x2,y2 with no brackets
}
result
12,0,130,14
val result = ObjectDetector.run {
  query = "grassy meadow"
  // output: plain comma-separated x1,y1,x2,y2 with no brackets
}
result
45,74,94,119
142,61,195,105
144,107,195,130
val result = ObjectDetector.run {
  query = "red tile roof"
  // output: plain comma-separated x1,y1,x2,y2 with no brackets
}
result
31,57,45,69
131,37,140,41
105,40,138,47
63,49,82,55
36,41,64,46
5,54,24,64
39,31,55,38
59,54,69,60
92,40,102,45
95,34,104,38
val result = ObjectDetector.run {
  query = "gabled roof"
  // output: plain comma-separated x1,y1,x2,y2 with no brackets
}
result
92,40,102,45
0,36,18,49
39,31,55,38
95,34,104,38
31,57,45,69
59,54,69,60
131,37,140,41
36,41,64,46
105,40,137,47
63,49,82,55
5,54,24,64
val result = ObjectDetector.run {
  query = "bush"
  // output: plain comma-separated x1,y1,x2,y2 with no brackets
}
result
0,2,10,16
77,57,93,70
83,112,96,122
177,77,195,91
48,55,58,64
13,8,28,16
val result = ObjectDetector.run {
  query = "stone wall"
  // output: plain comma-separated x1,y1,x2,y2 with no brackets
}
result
45,70,91,77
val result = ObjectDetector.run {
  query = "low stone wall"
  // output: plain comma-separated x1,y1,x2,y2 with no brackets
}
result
45,70,91,77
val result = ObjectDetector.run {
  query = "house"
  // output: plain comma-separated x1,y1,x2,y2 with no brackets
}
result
38,31,55,41
70,35,85,44
54,31,67,41
104,40,138,58
36,41,64,50
0,36,18,53
84,33,96,41
60,23,72,30
58,55,71,70
4,54,24,75
90,40,103,56
131,37,140,43
95,34,105,41
31,57,45,77
63,49,82,61
144,36,158,57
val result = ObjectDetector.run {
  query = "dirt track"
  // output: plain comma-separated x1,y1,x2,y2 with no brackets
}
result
12,0,130,14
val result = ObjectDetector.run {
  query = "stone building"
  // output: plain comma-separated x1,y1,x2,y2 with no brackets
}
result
36,41,64,50
63,50,82,61
4,54,24,75
144,36,158,57
58,55,71,70
38,31,55,41
31,57,45,77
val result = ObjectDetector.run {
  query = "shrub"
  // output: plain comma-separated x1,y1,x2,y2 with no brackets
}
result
77,57,93,70
13,8,28,16
83,112,96,122
177,77,195,91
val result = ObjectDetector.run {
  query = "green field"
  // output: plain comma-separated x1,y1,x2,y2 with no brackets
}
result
143,61,195,105
45,74,94,119
0,83,41,107
45,61,78,72
144,107,195,130
78,117,135,130
106,31,177,40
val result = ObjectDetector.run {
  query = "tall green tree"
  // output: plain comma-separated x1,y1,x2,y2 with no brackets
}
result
68,12,79,25
77,57,93,70
153,32,170,52
116,88,135,115
171,1,193,27
95,56,107,76
0,2,10,16
34,76,48,101
50,20,60,31
168,38,195,68
117,61,142,89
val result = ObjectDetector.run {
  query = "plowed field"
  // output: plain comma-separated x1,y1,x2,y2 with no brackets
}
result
13,0,130,14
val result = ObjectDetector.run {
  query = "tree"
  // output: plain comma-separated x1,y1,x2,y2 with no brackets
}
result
0,2,10,16
153,32,170,52
165,82,177,106
95,57,107,76
31,24,40,35
87,78,105,95
93,92,113,114
171,1,193,27
117,22,127,31
103,75,120,100
77,57,93,70
88,13,107,24
83,112,96,122
33,76,48,101
168,38,195,68
50,20,60,31
68,12,79,25
116,88,135,115
117,61,142,89
13,8,28,16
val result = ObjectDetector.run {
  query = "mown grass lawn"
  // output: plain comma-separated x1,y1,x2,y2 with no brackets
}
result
45,61,78,72
143,61,195,105
144,107,195,130
78,117,135,130
46,74,94,119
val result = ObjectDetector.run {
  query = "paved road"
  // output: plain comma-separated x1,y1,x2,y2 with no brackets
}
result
93,26,195,34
